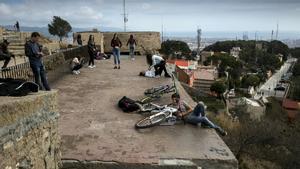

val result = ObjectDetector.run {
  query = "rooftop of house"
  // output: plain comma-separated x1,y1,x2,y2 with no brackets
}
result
194,69,216,80
283,99,299,110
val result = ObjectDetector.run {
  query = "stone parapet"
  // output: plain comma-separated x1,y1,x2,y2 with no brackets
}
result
0,91,61,169
102,32,161,53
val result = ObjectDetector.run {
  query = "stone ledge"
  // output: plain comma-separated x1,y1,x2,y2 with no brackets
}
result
0,90,58,127
0,111,59,151
174,79,238,169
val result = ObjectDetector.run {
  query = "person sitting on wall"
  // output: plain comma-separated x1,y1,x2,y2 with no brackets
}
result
0,39,15,69
70,57,83,75
171,93,227,136
146,51,171,78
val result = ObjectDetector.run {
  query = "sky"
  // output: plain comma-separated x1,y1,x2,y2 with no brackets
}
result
0,0,300,35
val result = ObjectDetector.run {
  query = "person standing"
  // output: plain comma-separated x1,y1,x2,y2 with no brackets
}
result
24,32,50,91
111,33,122,69
15,21,20,32
87,35,96,68
126,34,137,60
77,34,83,46
0,40,15,69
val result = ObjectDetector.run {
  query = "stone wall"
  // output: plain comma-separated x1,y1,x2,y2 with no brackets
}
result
44,46,89,83
0,91,61,169
102,32,161,53
43,43,61,54
73,32,104,53
0,27,4,40
0,46,89,82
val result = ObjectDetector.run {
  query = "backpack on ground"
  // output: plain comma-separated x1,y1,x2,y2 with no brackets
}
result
118,96,139,112
0,78,39,96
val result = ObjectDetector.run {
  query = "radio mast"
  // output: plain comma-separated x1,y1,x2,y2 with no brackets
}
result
275,22,279,40
123,0,128,32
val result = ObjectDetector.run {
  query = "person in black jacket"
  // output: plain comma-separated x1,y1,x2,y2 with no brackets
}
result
77,34,82,46
87,35,96,68
24,32,50,91
0,40,15,69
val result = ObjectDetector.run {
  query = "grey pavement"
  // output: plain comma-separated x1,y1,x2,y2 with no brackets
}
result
53,56,236,168
255,58,297,99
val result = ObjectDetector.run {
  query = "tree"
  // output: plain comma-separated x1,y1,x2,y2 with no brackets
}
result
210,81,226,98
267,40,289,60
293,60,300,76
241,75,260,88
160,40,191,58
290,47,300,58
48,16,72,41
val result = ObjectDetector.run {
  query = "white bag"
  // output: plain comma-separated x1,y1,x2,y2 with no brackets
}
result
145,70,155,78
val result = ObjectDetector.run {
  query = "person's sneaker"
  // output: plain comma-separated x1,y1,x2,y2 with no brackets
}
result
77,70,80,73
131,58,135,61
88,65,93,68
118,66,120,69
92,65,96,68
114,66,117,69
216,127,227,136
72,70,79,75
165,74,171,78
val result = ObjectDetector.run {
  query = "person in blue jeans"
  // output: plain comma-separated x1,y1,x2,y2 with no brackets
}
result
171,93,227,136
24,32,50,91
126,34,137,60
111,33,122,69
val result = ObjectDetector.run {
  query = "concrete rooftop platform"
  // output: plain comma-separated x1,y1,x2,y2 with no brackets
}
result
53,56,237,168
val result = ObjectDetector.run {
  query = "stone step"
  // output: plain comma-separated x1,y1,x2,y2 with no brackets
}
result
8,46,25,50
3,35,19,38
8,42,25,46
3,32,18,36
10,51,25,55
4,39,23,43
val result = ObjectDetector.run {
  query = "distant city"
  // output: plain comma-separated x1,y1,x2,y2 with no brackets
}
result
3,25,300,49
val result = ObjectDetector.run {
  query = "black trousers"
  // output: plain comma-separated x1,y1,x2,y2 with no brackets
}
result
0,54,11,69
154,60,168,76
72,64,82,71
88,52,95,65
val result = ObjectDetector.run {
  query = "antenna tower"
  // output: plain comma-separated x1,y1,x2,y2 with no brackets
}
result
123,0,128,32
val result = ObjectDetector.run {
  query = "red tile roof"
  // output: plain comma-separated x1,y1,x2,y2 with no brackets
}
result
168,59,189,67
282,99,299,110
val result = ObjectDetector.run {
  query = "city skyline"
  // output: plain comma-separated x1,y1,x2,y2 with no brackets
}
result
0,0,300,34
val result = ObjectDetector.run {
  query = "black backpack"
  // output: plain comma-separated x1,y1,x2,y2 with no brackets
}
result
0,78,39,96
118,96,139,112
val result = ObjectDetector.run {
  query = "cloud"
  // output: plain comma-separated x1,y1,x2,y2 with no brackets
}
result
141,3,151,10
0,0,106,27
0,0,299,32
0,3,12,15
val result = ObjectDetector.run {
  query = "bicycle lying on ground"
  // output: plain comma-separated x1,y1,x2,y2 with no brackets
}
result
135,103,179,129
144,84,176,96
138,74,177,104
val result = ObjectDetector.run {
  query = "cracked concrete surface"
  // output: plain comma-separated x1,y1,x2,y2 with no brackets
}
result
53,56,237,168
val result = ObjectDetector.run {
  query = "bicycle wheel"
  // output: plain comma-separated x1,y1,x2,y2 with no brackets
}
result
144,85,167,95
139,96,153,104
135,113,166,129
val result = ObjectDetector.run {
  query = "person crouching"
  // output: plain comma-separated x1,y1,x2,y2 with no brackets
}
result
71,57,83,75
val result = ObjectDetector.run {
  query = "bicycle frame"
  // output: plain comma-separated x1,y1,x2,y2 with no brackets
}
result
135,105,178,128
